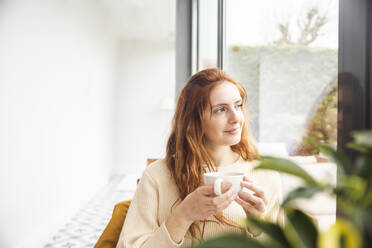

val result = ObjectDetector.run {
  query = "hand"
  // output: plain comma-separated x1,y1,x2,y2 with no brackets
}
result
177,182,237,224
165,182,236,244
235,176,267,218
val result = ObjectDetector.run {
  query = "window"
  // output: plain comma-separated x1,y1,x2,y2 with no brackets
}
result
199,0,339,157
198,0,218,70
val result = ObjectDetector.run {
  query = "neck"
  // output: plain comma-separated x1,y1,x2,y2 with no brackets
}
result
206,144,238,167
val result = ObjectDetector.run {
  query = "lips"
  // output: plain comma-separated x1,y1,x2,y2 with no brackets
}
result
224,127,240,134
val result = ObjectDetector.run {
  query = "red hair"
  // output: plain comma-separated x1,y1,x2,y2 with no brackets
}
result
165,68,258,242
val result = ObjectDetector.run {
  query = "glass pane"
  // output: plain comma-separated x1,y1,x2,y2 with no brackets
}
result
225,0,339,157
198,0,218,70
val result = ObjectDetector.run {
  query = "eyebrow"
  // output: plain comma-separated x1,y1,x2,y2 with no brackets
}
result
211,99,242,108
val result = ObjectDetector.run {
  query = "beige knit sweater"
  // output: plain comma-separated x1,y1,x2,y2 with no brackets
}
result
116,157,284,248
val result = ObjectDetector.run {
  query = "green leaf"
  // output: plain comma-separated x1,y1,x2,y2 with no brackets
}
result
338,175,367,201
352,130,372,148
285,209,318,248
246,217,292,248
192,234,268,248
354,155,372,181
361,191,372,207
281,187,323,207
346,142,369,153
256,156,319,186
362,208,372,229
307,138,350,175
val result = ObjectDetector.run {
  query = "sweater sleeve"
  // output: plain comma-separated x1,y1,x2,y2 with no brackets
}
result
116,170,184,248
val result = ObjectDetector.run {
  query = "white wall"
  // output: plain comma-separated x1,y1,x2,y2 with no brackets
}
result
0,1,116,247
113,40,175,175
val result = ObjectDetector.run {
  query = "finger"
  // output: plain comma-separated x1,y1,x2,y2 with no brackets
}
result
243,176,253,182
240,182,267,203
204,187,233,206
238,191,259,205
197,185,215,196
207,209,217,216
220,181,232,194
212,188,234,206
216,193,237,211
235,196,261,217
204,204,220,215
240,181,264,196
204,198,217,207
238,191,265,212
198,182,232,196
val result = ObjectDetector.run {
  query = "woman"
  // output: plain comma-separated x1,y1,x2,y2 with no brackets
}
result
116,68,284,248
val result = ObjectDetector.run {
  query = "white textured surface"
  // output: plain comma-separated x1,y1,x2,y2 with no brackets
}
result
43,176,134,248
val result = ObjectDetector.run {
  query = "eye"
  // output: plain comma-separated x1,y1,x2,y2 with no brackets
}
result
236,104,243,109
215,107,225,113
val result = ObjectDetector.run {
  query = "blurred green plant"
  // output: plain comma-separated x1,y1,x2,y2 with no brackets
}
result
294,81,338,156
193,131,372,248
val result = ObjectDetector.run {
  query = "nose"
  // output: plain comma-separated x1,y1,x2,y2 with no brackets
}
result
229,108,241,123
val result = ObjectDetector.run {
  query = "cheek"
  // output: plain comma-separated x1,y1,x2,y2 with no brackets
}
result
203,118,224,136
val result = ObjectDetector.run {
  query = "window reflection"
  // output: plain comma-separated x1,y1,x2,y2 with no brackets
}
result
224,0,339,156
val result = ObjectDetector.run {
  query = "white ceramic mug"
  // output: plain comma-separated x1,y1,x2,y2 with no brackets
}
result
203,172,244,195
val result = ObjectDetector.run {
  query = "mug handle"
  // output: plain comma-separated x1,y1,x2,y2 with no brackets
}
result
214,178,223,196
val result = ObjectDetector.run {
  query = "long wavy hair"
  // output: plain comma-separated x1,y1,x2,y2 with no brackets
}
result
166,68,258,242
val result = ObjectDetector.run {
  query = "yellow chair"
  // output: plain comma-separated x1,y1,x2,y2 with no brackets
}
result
94,200,131,248
95,159,158,248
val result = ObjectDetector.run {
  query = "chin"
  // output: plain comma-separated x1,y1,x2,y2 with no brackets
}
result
226,137,241,146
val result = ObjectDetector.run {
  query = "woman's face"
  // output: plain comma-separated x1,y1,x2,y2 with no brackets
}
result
202,81,244,149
